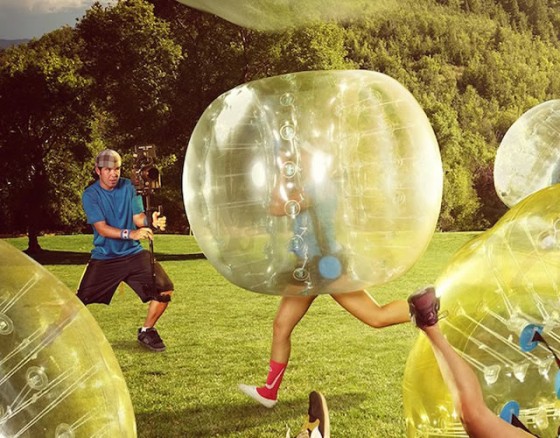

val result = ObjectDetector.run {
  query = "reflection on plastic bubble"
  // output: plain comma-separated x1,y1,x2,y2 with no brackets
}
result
494,100,560,208
403,184,560,438
183,70,443,296
0,241,136,437
175,0,395,31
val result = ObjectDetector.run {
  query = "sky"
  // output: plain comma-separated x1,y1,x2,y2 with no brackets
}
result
0,0,112,40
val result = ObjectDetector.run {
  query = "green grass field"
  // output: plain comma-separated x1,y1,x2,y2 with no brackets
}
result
2,232,478,437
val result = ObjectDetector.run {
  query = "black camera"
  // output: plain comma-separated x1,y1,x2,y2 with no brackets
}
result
131,144,161,196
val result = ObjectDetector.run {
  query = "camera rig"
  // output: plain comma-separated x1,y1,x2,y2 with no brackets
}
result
131,144,161,198
131,144,162,294
131,144,162,224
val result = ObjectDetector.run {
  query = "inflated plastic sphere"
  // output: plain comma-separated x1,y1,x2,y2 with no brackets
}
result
175,0,392,31
0,241,136,437
403,184,560,438
494,100,560,208
183,70,443,296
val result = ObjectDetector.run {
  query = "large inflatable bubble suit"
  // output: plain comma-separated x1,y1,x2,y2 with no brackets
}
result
175,0,392,31
183,70,443,296
403,184,560,437
494,100,560,208
0,241,136,437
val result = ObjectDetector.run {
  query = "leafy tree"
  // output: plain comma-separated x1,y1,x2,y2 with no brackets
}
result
76,0,182,147
76,0,184,228
0,27,94,252
473,163,505,226
271,22,354,73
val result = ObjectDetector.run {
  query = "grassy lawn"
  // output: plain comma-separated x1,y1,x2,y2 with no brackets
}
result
3,232,478,437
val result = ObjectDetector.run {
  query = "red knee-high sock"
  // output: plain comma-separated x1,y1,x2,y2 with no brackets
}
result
257,360,287,400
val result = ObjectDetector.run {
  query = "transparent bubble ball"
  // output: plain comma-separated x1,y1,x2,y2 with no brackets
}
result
183,70,443,296
494,99,560,208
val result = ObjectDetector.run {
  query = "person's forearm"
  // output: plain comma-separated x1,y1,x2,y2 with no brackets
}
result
134,212,149,229
94,222,151,241
95,223,125,239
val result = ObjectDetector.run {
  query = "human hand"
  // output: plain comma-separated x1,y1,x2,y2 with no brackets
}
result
152,211,167,231
131,227,154,241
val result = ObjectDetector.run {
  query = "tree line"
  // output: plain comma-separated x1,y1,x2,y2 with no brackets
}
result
2,0,560,251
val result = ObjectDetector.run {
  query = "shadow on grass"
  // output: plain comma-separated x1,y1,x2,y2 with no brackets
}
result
25,250,205,265
135,392,367,436
112,340,142,351
156,253,206,262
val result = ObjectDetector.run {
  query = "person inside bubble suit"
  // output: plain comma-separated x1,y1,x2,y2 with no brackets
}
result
239,139,412,408
268,142,343,290
408,286,540,438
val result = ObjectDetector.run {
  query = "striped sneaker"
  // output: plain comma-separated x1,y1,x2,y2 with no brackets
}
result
297,391,330,438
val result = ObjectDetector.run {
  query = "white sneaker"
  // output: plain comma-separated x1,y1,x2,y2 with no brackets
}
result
238,384,277,408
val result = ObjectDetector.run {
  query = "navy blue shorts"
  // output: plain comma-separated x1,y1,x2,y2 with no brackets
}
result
77,250,174,305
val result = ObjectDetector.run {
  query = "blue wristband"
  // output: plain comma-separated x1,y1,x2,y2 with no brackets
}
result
143,217,149,227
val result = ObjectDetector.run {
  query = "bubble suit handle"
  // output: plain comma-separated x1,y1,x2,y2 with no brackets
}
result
183,70,443,296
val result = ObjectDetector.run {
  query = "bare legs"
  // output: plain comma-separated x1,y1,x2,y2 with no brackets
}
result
423,324,535,438
239,295,317,405
143,291,172,328
269,290,409,364
331,290,410,328
240,289,411,405
271,295,317,363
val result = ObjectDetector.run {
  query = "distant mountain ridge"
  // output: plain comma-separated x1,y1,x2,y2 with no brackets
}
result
0,39,30,49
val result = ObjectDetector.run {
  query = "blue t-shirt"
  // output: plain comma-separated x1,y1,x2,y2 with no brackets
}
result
82,178,145,260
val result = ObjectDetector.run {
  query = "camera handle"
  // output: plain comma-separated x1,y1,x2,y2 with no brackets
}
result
144,194,162,296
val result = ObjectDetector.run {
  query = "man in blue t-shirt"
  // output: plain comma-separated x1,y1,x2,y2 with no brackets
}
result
77,149,173,352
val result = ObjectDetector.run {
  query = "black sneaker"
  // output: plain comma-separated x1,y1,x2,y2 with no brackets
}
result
137,327,166,352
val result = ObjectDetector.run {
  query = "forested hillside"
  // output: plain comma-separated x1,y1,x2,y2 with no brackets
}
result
1,0,559,249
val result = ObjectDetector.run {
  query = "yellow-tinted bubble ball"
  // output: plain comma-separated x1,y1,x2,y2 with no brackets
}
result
0,241,136,437
403,184,560,437
183,70,443,296
175,0,392,32
494,99,560,208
